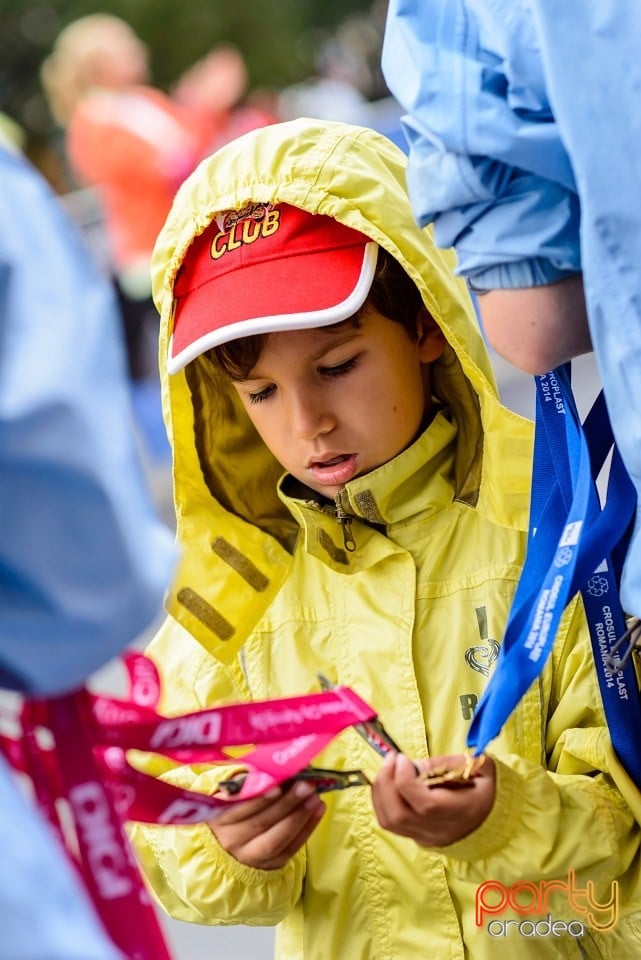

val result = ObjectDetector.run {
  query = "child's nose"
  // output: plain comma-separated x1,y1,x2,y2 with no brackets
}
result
289,391,334,440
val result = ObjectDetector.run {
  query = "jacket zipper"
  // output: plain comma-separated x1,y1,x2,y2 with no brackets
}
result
335,501,357,552
306,497,358,553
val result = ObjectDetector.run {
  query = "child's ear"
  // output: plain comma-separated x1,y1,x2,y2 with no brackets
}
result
416,307,446,363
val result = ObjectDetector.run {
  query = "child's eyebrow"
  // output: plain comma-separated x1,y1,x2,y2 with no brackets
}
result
309,328,361,363
238,317,365,382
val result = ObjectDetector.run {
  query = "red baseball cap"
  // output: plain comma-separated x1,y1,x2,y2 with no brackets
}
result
168,202,378,373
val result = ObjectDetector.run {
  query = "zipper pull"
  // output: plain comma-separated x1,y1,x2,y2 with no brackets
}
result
336,504,356,552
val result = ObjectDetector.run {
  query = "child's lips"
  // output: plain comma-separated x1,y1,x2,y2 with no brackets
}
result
308,453,358,486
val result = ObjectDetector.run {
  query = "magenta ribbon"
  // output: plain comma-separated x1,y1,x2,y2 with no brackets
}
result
1,653,379,960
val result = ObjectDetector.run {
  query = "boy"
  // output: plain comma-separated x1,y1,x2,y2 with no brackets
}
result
130,119,641,958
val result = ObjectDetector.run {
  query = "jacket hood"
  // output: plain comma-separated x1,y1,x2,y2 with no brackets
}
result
152,119,532,662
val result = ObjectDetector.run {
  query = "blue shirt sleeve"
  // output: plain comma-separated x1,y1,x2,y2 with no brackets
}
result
382,0,582,287
0,146,175,694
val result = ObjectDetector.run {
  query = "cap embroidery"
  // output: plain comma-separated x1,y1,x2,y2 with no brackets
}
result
211,205,279,261
216,202,270,231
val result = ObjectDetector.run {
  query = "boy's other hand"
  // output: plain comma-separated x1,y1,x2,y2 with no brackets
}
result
371,753,495,848
208,780,326,870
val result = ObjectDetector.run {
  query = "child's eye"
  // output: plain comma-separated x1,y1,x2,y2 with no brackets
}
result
320,356,359,377
248,384,276,404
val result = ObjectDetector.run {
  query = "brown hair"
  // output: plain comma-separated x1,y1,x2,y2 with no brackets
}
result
204,246,425,381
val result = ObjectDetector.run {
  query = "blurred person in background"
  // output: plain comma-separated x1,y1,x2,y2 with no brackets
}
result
277,30,373,126
0,135,174,956
40,13,212,382
277,4,403,144
172,43,278,155
0,109,25,153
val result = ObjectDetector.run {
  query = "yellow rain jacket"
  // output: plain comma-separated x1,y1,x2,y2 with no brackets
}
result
130,120,641,959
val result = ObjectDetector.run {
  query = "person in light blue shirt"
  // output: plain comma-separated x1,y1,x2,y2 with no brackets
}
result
0,141,174,957
381,0,641,621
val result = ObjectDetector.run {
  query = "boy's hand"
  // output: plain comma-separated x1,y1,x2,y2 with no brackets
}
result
371,753,495,847
208,780,325,870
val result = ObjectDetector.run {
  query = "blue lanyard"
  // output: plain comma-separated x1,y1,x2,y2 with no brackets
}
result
467,364,641,785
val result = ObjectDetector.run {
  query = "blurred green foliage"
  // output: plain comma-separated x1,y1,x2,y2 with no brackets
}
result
0,0,377,177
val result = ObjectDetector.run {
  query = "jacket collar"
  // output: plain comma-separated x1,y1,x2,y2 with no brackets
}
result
278,409,457,567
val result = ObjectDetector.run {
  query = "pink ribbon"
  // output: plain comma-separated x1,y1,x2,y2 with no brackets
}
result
0,653,380,959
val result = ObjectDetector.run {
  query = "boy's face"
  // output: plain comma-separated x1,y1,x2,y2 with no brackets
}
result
231,303,445,499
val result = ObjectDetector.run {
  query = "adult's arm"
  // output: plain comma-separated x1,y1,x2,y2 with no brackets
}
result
381,0,581,291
